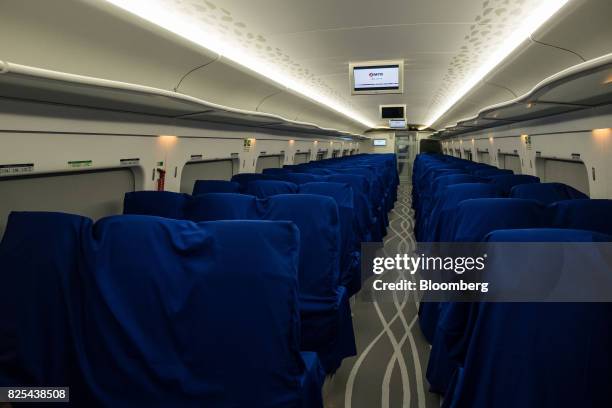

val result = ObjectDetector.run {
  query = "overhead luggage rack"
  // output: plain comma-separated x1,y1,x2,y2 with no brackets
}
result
0,61,366,140
432,53,612,139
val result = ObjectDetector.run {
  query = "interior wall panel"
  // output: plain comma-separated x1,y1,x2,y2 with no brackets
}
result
0,168,135,237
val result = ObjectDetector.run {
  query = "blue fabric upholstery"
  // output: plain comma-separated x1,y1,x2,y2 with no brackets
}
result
185,193,355,371
246,180,298,198
472,168,513,177
1,213,325,407
325,174,374,242
123,191,190,219
230,173,274,190
418,184,503,345
443,229,612,408
0,212,89,390
486,174,540,195
510,182,588,204
418,175,487,239
450,198,548,242
548,199,612,235
279,173,325,185
425,198,549,392
299,182,361,296
427,183,503,242
83,216,320,407
192,180,240,195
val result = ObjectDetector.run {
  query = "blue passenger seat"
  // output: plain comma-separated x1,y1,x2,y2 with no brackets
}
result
123,191,190,219
510,182,588,204
442,228,612,408
192,180,241,195
185,193,356,373
549,199,612,235
246,180,298,198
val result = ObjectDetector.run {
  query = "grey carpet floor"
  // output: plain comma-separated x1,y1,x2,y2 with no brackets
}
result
323,183,440,408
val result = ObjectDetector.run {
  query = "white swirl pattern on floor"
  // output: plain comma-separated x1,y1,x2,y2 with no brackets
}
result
323,184,439,408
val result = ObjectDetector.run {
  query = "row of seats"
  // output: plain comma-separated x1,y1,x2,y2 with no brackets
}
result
0,153,397,406
124,153,399,376
0,213,325,407
413,153,612,408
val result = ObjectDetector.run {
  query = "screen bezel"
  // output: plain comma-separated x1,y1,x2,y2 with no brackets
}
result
349,60,404,95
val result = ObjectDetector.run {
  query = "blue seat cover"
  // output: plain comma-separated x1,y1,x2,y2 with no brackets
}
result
192,180,240,195
443,228,612,408
549,199,612,235
510,182,588,204
246,180,298,198
486,174,540,195
123,191,190,219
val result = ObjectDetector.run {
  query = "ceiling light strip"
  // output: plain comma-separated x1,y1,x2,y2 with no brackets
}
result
102,0,376,129
424,0,571,128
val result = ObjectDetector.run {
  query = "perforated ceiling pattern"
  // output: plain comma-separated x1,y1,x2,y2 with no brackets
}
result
158,0,354,109
426,0,542,121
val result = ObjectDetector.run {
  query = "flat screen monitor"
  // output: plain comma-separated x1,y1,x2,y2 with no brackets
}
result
381,105,405,119
350,60,404,95
373,139,387,146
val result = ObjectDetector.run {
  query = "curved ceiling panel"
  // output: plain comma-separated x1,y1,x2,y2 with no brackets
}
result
533,0,612,60
0,0,217,90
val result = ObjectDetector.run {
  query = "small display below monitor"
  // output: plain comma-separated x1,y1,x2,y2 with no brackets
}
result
373,139,387,146
389,119,406,129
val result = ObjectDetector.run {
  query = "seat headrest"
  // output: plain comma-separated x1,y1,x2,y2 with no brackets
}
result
186,193,256,222
81,215,305,406
299,182,354,209
278,173,324,185
452,198,547,241
431,174,486,193
437,183,503,210
245,180,298,198
230,173,274,187
192,180,240,195
510,182,588,205
123,191,190,219
472,168,514,177
485,228,612,242
549,199,612,236
486,174,540,195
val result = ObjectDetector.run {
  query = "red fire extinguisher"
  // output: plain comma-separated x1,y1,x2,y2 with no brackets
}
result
156,168,166,191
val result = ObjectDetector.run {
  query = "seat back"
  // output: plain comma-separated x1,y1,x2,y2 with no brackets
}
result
427,183,503,242
278,173,324,185
450,228,612,408
451,198,547,241
0,212,90,388
510,182,588,205
78,215,304,407
472,168,513,177
486,174,540,195
549,199,612,235
246,180,298,198
230,173,274,190
186,194,341,298
299,182,358,292
123,191,190,219
192,180,240,195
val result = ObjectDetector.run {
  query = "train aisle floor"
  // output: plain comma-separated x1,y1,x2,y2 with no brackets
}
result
323,183,440,408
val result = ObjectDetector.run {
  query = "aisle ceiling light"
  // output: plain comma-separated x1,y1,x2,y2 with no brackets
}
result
102,0,376,129
424,0,570,128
